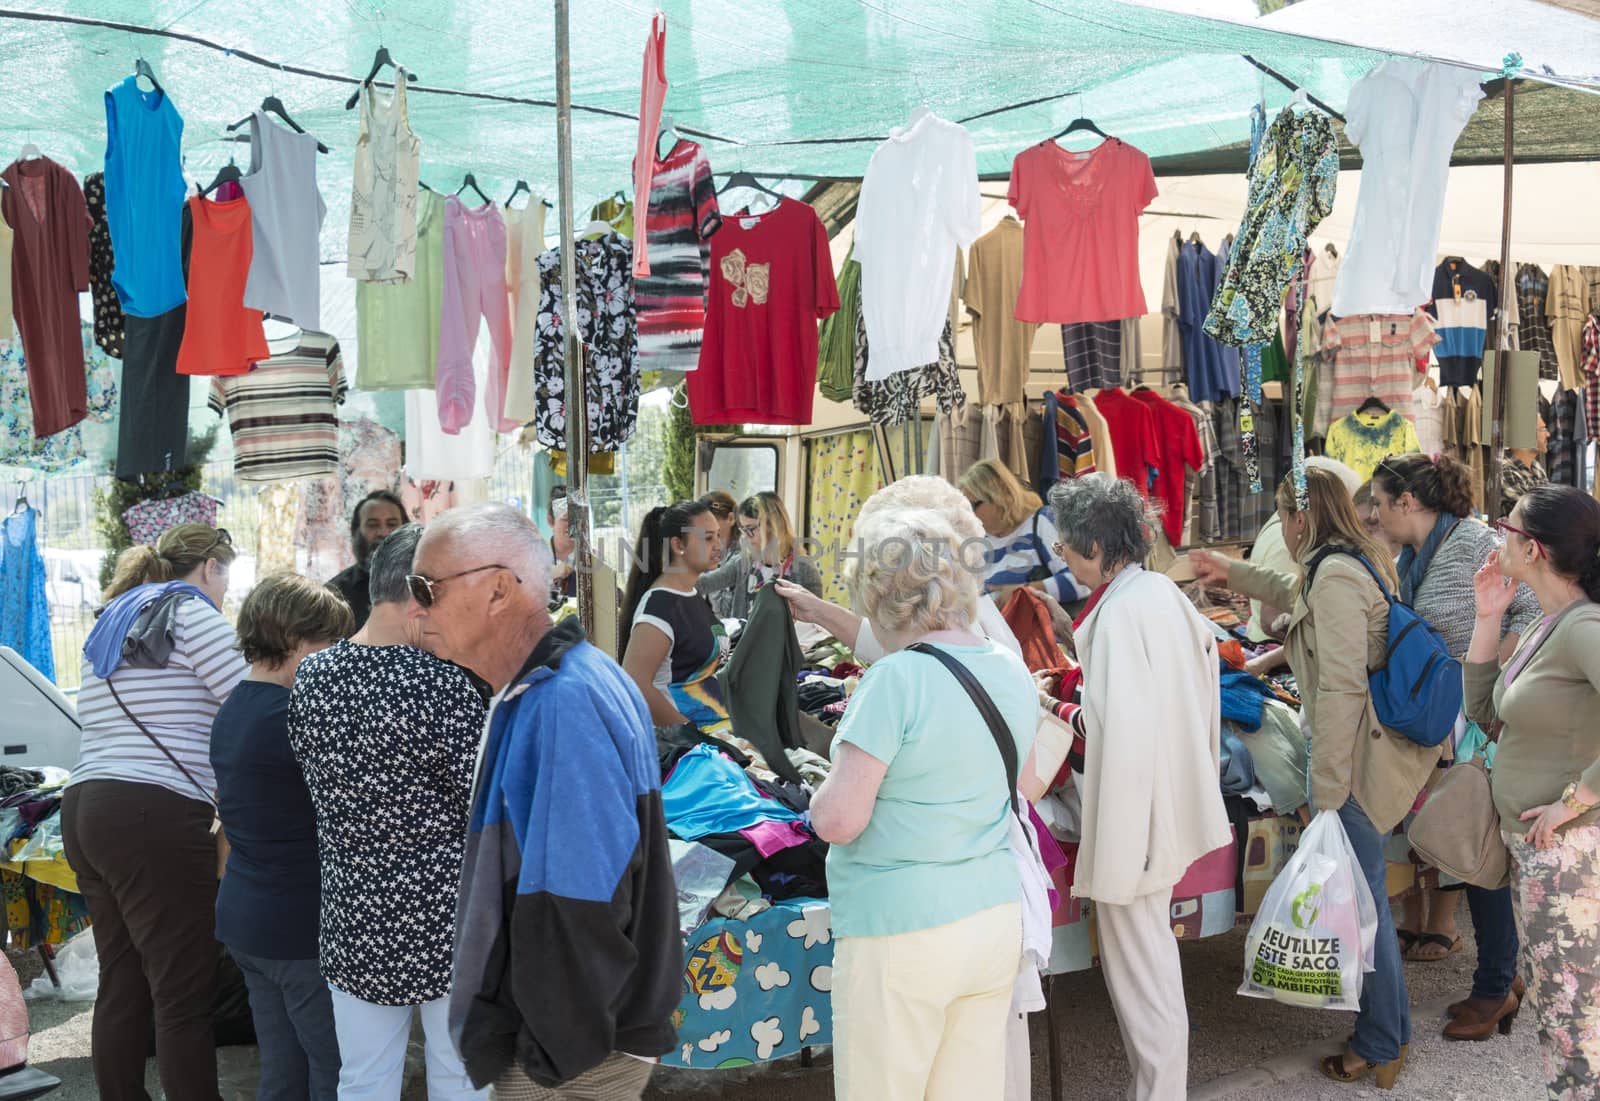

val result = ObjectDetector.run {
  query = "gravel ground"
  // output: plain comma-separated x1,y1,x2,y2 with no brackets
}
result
10,911,1545,1100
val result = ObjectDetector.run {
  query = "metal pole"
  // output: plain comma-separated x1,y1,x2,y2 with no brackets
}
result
555,0,594,631
1486,78,1514,522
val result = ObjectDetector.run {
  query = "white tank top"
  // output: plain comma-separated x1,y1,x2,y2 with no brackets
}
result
348,69,421,284
241,112,327,330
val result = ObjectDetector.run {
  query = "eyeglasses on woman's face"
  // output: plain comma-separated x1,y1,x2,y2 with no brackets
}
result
738,521,761,540
1493,518,1540,549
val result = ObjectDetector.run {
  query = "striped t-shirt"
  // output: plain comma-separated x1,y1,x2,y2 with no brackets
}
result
636,139,722,373
208,331,348,482
69,598,248,804
983,509,1089,604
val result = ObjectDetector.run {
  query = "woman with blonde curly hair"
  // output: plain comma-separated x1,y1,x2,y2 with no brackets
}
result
810,489,1035,1101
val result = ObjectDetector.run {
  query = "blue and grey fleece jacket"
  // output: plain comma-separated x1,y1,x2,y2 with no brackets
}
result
449,618,680,1089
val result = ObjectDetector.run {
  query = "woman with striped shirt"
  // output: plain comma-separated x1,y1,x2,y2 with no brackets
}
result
61,523,247,1101
959,458,1089,607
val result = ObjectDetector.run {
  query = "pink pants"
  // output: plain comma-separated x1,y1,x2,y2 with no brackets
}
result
437,199,515,435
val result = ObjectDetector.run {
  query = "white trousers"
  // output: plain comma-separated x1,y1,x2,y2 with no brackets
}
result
832,902,1021,1101
1095,893,1189,1101
328,986,488,1101
1003,1008,1031,1101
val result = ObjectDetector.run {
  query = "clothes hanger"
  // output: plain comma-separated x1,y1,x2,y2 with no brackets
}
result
11,483,27,514
1356,395,1390,415
455,173,491,206
504,180,553,209
1052,115,1108,142
227,98,330,154
200,157,242,198
17,142,40,161
134,57,163,96
346,46,416,110
717,171,783,203
655,113,682,161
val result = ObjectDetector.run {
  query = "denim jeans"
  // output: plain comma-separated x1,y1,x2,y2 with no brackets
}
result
1337,797,1411,1064
229,950,340,1101
1464,884,1520,1000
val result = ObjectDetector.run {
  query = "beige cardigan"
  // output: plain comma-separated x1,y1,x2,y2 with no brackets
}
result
1072,565,1231,906
1230,549,1442,832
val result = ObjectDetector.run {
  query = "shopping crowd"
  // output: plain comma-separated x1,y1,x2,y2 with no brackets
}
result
55,450,1600,1101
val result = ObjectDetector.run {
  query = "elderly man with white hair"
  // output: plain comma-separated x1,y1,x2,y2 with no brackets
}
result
410,505,680,1101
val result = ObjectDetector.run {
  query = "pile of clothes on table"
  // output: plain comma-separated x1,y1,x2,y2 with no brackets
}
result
0,766,92,950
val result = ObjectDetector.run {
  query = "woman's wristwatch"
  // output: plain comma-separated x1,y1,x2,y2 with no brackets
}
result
1560,781,1597,816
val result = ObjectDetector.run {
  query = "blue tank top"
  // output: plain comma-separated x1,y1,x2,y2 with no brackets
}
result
103,76,187,318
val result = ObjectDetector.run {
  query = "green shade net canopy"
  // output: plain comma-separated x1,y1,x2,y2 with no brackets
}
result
0,0,1589,262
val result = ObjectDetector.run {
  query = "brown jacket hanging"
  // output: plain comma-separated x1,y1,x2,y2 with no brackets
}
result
1,157,90,438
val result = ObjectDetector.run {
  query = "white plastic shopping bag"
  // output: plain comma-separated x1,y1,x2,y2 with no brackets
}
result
1237,809,1378,1010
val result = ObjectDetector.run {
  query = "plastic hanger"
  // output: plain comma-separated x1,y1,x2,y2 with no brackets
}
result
346,46,415,110
655,113,681,161
455,173,491,206
134,57,163,96
1052,116,1108,142
17,142,40,161
200,157,242,198
227,98,330,154
717,171,783,202
505,180,553,209
1357,395,1390,415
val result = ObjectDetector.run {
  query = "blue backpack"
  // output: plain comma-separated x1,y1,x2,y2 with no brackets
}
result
1305,546,1462,748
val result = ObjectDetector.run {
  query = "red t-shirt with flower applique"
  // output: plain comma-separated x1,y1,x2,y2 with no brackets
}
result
689,198,839,426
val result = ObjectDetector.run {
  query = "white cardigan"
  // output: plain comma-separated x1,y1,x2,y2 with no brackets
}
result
1072,565,1232,906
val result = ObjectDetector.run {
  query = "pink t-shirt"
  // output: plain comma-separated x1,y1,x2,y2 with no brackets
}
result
1008,139,1157,325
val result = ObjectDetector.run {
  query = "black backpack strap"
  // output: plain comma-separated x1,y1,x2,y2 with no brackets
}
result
907,643,1021,819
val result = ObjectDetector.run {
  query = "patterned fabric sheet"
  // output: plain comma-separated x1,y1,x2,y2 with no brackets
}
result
664,898,834,1070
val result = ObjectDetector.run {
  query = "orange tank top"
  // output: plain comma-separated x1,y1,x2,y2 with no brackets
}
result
176,195,269,376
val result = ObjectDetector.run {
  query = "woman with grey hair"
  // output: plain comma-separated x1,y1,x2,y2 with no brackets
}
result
810,492,1035,1100
1044,475,1231,1101
288,523,489,1100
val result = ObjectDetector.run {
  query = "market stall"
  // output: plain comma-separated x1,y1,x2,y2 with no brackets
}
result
0,2,1598,1095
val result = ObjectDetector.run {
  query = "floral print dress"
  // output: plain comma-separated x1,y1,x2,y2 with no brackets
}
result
533,233,639,452
1204,106,1339,348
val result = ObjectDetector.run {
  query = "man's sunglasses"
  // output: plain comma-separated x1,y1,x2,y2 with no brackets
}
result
405,564,520,608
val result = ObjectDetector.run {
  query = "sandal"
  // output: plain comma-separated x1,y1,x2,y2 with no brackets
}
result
1406,932,1464,962
1396,928,1421,955
1320,1046,1406,1090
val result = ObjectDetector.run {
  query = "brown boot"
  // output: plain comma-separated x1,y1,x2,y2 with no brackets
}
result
1444,991,1521,1041
1447,975,1526,1019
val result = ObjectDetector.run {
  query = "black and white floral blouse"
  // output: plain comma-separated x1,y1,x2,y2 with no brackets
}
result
286,640,487,1006
533,232,639,452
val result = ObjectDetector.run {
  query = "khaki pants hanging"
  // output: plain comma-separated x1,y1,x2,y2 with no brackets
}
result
1095,892,1190,1101
832,902,1020,1101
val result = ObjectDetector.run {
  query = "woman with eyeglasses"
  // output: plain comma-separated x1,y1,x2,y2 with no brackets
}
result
287,524,489,1100
958,459,1089,608
1465,485,1600,1099
62,523,246,1100
697,491,822,620
1190,468,1442,1090
1370,453,1539,1037
620,500,733,732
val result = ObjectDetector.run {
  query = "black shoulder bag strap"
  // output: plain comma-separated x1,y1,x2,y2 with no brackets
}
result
105,676,217,810
907,642,1022,821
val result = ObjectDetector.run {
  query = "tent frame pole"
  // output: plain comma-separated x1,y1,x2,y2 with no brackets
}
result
555,0,594,632
1487,79,1515,522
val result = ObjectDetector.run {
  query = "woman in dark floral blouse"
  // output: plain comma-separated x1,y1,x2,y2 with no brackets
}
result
288,524,489,1100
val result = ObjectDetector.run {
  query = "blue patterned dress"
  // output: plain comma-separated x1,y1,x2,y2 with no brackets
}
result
0,507,52,682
